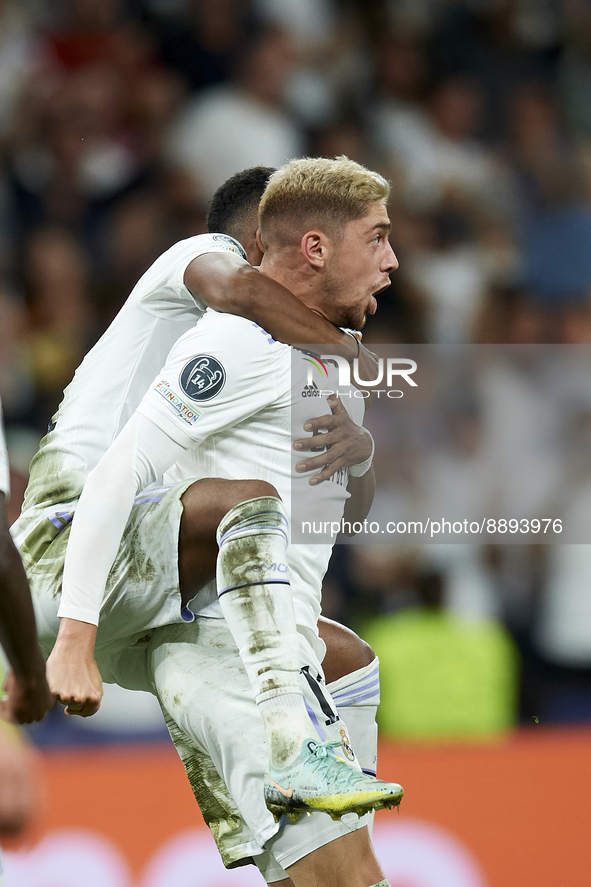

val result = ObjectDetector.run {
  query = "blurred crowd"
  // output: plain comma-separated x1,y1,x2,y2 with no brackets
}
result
1,0,591,740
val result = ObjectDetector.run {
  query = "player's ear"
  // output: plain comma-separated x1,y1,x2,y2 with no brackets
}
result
301,230,329,268
255,228,265,256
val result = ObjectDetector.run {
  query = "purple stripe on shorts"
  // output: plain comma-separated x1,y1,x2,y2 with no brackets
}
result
333,688,381,708
330,675,381,703
48,512,73,531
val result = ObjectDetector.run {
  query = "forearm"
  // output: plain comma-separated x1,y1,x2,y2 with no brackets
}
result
51,618,97,661
0,532,46,685
0,491,45,683
343,467,376,529
227,269,355,351
185,254,358,355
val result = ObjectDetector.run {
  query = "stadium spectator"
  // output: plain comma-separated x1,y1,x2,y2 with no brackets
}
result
429,0,562,143
21,227,96,432
165,24,304,203
505,82,591,302
149,0,250,94
0,0,43,142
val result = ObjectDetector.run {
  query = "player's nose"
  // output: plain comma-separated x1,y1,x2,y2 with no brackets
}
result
382,240,399,273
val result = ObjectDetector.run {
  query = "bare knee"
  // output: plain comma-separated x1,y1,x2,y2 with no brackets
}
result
181,478,280,532
319,617,376,685
216,479,281,520
239,479,279,502
319,616,376,665
178,479,283,601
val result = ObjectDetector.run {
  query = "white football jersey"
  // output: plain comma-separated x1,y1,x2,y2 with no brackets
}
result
137,310,364,634
0,397,9,496
20,234,246,513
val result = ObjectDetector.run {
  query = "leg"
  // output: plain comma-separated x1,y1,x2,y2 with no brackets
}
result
320,617,380,777
286,828,385,887
179,478,315,769
150,618,398,885
265,829,390,886
102,479,401,825
318,617,375,685
179,481,399,816
178,477,278,604
179,478,313,766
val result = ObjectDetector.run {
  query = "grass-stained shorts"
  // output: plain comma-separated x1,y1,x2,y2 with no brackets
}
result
14,482,195,688
13,481,369,878
149,617,370,882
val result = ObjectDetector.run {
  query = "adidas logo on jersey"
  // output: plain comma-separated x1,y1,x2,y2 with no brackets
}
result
301,381,321,397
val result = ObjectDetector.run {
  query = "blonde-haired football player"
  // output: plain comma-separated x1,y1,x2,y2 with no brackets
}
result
33,157,400,886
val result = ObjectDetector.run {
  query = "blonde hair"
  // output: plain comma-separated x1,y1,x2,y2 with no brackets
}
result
258,156,390,248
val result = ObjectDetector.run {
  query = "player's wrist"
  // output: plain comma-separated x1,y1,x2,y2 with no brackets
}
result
54,617,97,652
349,431,375,477
17,659,47,691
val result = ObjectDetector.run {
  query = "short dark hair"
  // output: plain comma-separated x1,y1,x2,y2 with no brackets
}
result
206,167,276,237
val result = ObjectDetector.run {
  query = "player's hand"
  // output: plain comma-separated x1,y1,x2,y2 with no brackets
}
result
46,619,103,717
0,730,37,836
294,394,373,485
1,668,53,725
46,649,103,717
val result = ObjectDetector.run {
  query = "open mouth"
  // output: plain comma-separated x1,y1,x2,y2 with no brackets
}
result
369,280,392,314
374,278,392,295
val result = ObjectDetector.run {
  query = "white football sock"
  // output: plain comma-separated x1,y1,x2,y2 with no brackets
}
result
217,497,312,768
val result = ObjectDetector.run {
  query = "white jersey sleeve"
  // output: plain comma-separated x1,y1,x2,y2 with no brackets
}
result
59,414,187,624
20,233,249,515
0,398,9,496
136,233,247,316
136,310,288,445
58,312,289,625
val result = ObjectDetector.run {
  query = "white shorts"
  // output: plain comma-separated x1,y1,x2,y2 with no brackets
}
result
15,483,370,878
13,481,197,689
149,616,370,883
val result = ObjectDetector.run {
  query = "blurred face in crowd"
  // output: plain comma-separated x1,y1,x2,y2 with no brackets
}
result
431,78,483,141
237,28,297,105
